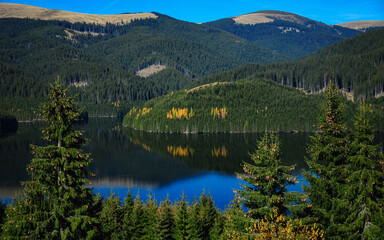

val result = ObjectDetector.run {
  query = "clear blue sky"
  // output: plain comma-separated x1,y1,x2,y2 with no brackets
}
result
2,0,384,24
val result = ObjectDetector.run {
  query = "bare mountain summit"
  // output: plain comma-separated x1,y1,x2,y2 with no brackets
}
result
336,20,384,31
0,3,157,25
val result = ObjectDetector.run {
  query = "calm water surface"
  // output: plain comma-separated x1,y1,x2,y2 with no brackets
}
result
1,119,382,209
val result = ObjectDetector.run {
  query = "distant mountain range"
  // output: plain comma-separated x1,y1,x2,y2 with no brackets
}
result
203,10,382,59
0,3,383,120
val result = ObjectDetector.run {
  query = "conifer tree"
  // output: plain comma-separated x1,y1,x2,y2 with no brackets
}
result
198,191,218,240
186,197,202,240
122,191,135,239
222,195,250,239
100,194,124,239
143,192,159,239
341,102,384,238
237,133,303,220
130,195,147,239
158,197,175,240
174,193,190,240
304,80,351,236
1,79,101,239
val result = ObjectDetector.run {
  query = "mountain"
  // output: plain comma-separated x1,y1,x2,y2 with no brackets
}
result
0,3,158,25
0,4,285,119
193,27,384,101
203,10,362,59
337,20,384,31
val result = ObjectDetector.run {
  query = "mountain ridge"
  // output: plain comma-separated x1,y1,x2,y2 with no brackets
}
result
0,3,157,25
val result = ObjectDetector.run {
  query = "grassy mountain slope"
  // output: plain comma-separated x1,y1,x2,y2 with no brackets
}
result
203,10,362,59
193,28,384,101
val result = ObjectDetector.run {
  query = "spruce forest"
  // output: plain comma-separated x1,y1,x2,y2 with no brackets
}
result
1,3,384,240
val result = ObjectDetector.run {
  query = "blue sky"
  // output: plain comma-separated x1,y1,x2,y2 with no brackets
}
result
2,0,384,24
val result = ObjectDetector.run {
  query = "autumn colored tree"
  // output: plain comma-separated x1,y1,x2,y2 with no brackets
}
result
237,133,303,220
1,79,101,239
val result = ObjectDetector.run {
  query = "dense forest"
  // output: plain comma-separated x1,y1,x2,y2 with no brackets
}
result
123,78,384,132
1,81,383,239
193,27,384,101
0,15,286,120
203,10,362,59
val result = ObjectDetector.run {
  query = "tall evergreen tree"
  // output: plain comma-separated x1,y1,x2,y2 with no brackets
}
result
158,197,175,240
122,191,135,239
174,193,190,240
130,195,147,240
237,133,303,219
222,195,250,239
304,80,351,236
1,79,101,239
100,194,124,239
341,102,384,238
143,192,159,239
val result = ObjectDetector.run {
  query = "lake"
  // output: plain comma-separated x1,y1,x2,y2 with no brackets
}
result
1,118,382,210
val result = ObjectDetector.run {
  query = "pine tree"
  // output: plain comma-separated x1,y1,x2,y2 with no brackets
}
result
198,191,218,240
174,193,190,240
237,133,303,220
341,102,384,238
1,79,101,239
222,195,250,239
122,191,135,239
158,197,175,240
304,80,351,236
130,195,147,240
100,194,124,239
143,192,159,239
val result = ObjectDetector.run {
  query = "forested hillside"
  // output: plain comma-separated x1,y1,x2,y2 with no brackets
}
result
204,10,362,59
194,28,384,101
0,15,284,119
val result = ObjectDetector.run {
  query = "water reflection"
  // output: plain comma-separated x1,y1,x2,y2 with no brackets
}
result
1,119,383,209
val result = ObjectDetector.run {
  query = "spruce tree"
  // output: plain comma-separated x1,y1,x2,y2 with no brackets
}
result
1,79,101,239
304,80,351,236
130,195,147,239
237,133,303,219
222,195,250,239
100,194,124,239
143,192,159,239
174,193,190,240
158,197,175,240
122,191,135,239
342,102,384,238
0,201,5,235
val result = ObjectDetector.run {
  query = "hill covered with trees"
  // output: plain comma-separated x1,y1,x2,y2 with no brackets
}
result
194,27,384,101
0,12,286,120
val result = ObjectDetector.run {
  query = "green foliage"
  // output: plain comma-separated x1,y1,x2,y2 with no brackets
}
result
0,201,5,235
304,81,351,236
222,196,251,239
204,10,361,59
158,197,175,240
0,15,285,119
237,133,305,219
340,102,384,238
174,193,189,240
1,80,101,239
100,194,125,239
123,79,322,132
194,28,384,104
